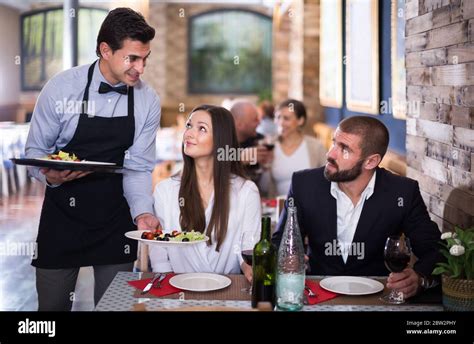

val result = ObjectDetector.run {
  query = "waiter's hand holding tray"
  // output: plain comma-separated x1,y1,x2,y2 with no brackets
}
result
11,151,123,173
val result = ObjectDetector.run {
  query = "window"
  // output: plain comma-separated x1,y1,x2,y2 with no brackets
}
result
188,9,272,95
21,7,107,90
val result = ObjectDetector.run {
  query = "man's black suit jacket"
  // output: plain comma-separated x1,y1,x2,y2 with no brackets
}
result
272,167,442,277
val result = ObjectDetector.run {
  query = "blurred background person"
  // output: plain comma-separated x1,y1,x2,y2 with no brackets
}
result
229,100,273,184
256,100,277,137
230,100,262,148
259,99,326,197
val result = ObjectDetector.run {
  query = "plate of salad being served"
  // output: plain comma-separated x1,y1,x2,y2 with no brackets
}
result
125,229,209,247
11,150,123,173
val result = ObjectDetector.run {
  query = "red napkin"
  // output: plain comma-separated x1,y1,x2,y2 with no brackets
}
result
262,199,277,207
305,279,339,305
128,273,181,297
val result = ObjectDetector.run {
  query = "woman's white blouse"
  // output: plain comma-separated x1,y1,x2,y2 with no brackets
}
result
271,140,311,196
149,175,262,274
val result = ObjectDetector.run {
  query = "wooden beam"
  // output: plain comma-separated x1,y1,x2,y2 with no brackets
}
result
453,126,474,151
417,119,454,145
406,22,468,52
431,62,474,85
407,85,474,106
406,3,462,36
419,0,451,16
406,47,447,68
446,42,474,64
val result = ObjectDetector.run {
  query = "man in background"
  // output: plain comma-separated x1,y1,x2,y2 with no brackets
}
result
230,100,273,184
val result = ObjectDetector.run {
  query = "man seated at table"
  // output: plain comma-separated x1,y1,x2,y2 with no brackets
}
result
230,100,273,184
272,116,442,299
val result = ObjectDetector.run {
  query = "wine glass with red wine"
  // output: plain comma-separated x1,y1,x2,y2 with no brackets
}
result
241,231,256,294
380,235,412,304
261,134,277,151
257,134,277,171
241,249,253,266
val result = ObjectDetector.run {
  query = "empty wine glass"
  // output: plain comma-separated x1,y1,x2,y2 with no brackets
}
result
380,235,412,304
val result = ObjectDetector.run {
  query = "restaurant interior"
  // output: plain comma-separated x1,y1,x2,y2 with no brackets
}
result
0,0,472,314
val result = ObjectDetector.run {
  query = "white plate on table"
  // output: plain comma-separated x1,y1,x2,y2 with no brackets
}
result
319,276,384,295
169,273,231,292
124,230,209,247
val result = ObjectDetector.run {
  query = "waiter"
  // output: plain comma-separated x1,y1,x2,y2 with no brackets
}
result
25,8,161,311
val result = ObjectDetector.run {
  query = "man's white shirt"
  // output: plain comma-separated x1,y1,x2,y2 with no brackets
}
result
330,171,376,263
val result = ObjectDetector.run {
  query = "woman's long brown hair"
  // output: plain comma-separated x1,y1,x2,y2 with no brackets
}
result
178,105,246,251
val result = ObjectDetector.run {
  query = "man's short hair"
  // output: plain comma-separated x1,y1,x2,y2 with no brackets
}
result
338,116,389,159
96,7,155,57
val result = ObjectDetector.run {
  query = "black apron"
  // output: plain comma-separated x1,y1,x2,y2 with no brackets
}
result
33,61,138,269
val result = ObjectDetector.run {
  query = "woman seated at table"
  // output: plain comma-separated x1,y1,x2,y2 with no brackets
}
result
259,99,326,197
149,105,261,282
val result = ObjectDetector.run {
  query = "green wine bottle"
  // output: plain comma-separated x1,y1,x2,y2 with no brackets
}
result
252,216,277,309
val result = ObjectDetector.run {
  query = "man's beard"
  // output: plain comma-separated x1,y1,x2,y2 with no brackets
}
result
324,158,365,182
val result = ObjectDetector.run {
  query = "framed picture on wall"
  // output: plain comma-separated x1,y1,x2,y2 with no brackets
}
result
319,0,343,108
391,0,407,119
345,0,379,114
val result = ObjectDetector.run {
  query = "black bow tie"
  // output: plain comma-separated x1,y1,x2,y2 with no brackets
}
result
98,82,128,95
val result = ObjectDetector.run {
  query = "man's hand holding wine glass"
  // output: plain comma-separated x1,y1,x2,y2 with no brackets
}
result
381,235,416,304
386,268,422,299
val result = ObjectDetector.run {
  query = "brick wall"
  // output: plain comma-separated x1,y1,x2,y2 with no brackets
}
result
272,0,322,133
405,0,473,232
143,1,321,128
272,4,291,105
144,3,271,126
303,0,324,126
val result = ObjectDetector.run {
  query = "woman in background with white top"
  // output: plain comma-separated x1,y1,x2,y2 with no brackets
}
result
149,105,261,282
259,99,326,197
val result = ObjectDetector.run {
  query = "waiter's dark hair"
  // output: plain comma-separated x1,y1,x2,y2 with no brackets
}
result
338,116,389,159
178,105,246,252
96,7,155,57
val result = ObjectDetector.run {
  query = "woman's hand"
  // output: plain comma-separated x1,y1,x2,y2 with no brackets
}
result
241,262,253,283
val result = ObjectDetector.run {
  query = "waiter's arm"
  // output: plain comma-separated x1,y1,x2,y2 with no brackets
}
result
25,79,74,186
25,78,60,185
25,79,90,186
123,93,161,226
